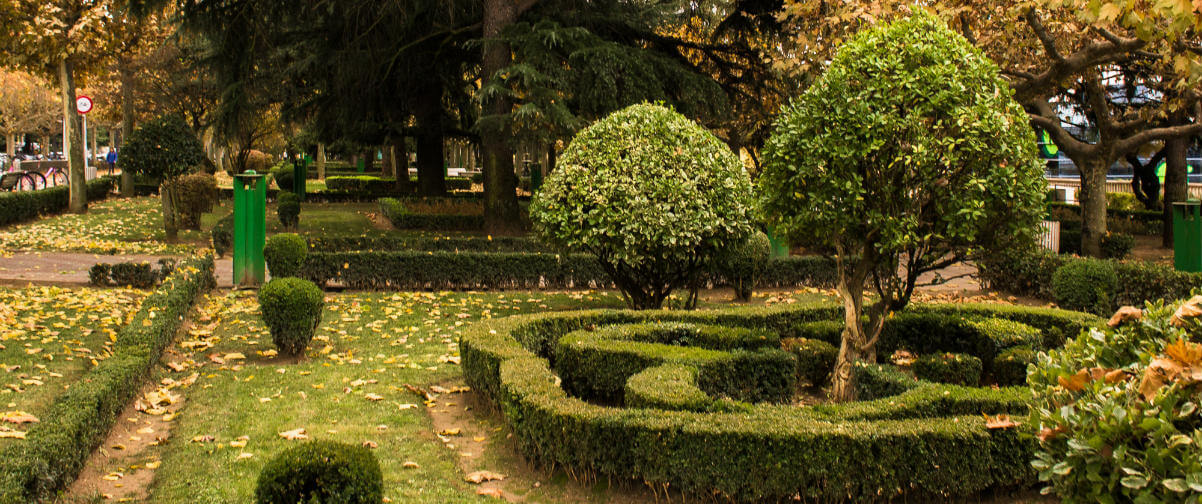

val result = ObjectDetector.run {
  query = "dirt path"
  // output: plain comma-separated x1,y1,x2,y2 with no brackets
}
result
0,251,235,288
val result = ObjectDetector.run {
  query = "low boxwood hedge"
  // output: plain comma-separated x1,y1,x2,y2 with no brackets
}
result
326,175,472,193
461,301,1099,502
378,197,485,231
912,352,983,386
0,176,116,228
0,255,214,503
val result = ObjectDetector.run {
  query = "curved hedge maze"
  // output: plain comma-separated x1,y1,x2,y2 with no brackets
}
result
462,302,1100,502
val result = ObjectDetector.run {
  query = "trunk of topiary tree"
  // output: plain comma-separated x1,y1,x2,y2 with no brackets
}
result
160,179,179,242
1163,136,1190,248
58,59,87,214
1075,157,1111,257
829,256,887,403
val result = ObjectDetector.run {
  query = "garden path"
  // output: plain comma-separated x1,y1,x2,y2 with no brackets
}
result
0,251,235,288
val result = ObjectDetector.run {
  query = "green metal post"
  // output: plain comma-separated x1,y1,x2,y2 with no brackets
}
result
529,167,543,194
1173,201,1202,272
233,170,267,287
765,227,790,258
292,157,307,201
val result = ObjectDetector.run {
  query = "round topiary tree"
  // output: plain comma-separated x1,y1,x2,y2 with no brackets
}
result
715,230,771,302
259,277,325,356
530,103,754,309
758,12,1047,401
120,115,206,241
1051,260,1118,315
254,440,382,504
264,233,308,279
277,191,301,230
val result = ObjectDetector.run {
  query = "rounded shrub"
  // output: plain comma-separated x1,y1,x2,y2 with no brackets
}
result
991,346,1035,386
211,213,233,258
278,191,301,230
265,233,308,279
254,440,382,504
530,103,754,309
1051,260,1118,314
272,165,296,193
258,277,324,356
120,115,205,180
174,172,218,230
716,230,771,302
782,337,837,387
911,352,982,386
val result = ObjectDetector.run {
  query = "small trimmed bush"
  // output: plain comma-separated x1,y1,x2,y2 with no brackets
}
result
259,278,325,356
782,337,837,387
174,173,218,230
912,353,983,386
853,362,919,400
278,191,300,230
265,233,308,279
1051,260,1118,314
715,230,770,301
212,213,234,257
991,347,1035,387
89,261,172,288
271,165,295,192
254,440,382,504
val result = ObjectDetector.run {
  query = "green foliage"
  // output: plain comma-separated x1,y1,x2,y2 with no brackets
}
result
991,347,1035,387
715,230,771,301
531,103,754,309
0,257,214,503
0,177,114,228
759,12,1045,278
271,165,295,193
1029,300,1202,502
1058,221,1135,258
1052,260,1119,314
1046,202,1162,236
254,440,383,504
969,318,1044,351
120,115,205,180
89,261,174,289
854,362,919,400
265,233,308,279
327,176,471,193
460,303,1046,502
277,191,301,230
1105,192,1139,211
784,320,843,345
174,173,218,230
378,197,486,231
782,337,837,387
912,353,983,386
305,235,549,253
212,213,234,258
258,278,324,356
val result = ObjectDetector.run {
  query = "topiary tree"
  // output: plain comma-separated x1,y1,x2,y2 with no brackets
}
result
259,277,325,356
120,115,206,241
715,230,771,302
254,440,382,504
758,12,1046,402
531,103,754,309
265,233,307,278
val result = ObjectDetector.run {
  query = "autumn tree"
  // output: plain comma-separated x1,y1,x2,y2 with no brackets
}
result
759,13,1046,401
0,1,115,212
0,69,60,157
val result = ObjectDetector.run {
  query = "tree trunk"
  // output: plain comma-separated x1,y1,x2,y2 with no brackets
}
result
363,149,375,173
1076,157,1110,257
316,143,326,180
381,145,394,178
1163,136,1190,248
58,59,87,213
120,56,136,197
160,180,178,242
392,138,414,193
481,0,523,234
5,133,14,158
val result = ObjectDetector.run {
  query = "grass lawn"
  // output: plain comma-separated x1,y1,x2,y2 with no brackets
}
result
202,200,381,237
144,290,629,503
0,286,145,424
0,197,198,255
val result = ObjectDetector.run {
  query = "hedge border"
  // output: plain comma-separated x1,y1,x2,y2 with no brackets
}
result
0,176,116,228
461,301,1098,502
0,255,215,503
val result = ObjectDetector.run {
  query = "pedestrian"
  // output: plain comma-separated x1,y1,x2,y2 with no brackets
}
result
105,147,118,173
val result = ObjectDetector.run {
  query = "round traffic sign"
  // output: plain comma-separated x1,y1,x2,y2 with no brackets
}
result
76,95,93,115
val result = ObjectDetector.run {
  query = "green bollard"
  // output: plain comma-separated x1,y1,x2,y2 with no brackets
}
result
1173,201,1202,272
765,227,790,258
292,157,307,201
233,170,267,287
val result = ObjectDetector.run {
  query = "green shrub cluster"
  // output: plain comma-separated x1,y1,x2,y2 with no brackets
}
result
379,197,485,231
212,213,234,257
174,172,218,230
912,353,983,386
89,259,176,288
0,176,115,228
265,233,308,278
1057,221,1135,258
259,277,325,356
461,302,1056,502
277,191,300,230
853,362,918,400
1052,260,1118,314
1047,202,1161,235
305,235,548,253
1030,299,1202,502
0,256,214,503
714,230,770,301
271,165,296,193
991,347,1035,387
782,337,837,387
326,175,471,192
254,440,382,504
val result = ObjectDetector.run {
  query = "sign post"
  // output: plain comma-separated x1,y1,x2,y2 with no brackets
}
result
76,96,95,180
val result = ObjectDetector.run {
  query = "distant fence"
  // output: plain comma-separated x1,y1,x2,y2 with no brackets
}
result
1047,177,1202,201
1038,220,1060,253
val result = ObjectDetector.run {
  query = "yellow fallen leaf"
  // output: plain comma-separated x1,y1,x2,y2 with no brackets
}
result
145,461,161,469
439,428,461,436
464,470,505,484
278,428,308,440
0,411,39,424
364,393,384,401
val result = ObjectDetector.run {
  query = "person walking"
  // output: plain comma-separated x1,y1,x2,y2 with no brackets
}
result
105,147,118,174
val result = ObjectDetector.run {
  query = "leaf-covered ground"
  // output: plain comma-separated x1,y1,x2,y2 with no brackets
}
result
0,197,197,255
144,290,632,503
0,286,145,432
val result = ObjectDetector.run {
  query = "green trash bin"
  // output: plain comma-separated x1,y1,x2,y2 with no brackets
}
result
1173,201,1202,272
292,157,307,201
233,170,267,287
765,227,790,259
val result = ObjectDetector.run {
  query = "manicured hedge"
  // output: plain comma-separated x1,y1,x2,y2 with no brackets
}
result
306,235,548,253
0,255,214,503
301,250,844,291
461,301,1097,502
0,176,116,228
326,175,472,192
378,197,484,231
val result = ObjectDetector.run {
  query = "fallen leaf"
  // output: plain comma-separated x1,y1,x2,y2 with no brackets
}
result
0,411,39,424
984,414,1020,429
1107,306,1143,328
145,461,162,469
477,488,504,499
1171,296,1202,327
278,428,308,440
402,461,419,469
439,428,461,436
364,393,384,401
465,470,505,484
191,435,215,443
362,440,378,449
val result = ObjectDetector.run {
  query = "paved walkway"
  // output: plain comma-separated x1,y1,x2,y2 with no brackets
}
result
0,251,235,288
